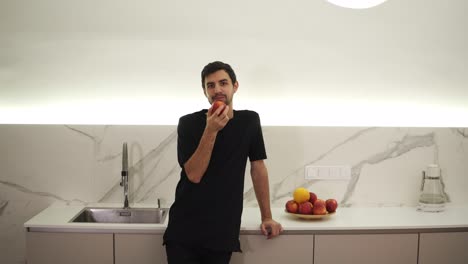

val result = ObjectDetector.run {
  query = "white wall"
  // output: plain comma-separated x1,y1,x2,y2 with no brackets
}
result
1,0,467,125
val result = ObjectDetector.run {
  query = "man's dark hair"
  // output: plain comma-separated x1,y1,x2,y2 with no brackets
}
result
201,61,237,89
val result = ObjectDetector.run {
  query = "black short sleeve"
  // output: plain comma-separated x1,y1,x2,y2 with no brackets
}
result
248,112,267,162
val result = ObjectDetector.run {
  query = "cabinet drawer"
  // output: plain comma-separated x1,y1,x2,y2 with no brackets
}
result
419,232,468,264
231,234,313,264
315,233,418,264
26,232,113,264
114,233,167,264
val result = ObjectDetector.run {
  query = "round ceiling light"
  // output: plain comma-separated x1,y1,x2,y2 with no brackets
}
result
326,0,388,9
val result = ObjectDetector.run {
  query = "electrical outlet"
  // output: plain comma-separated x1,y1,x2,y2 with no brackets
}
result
305,165,351,180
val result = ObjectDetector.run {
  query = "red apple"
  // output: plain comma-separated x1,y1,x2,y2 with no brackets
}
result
309,192,318,204
285,200,299,213
312,199,327,215
298,202,314,215
211,100,226,115
326,199,338,213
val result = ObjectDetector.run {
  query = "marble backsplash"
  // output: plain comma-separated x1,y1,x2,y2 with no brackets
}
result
1,125,468,263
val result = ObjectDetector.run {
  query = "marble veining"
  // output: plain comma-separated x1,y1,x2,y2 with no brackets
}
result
65,125,111,160
264,127,378,205
1,125,467,264
455,128,468,138
137,164,180,203
341,132,436,206
99,130,178,204
0,180,86,204
129,131,178,203
0,200,8,215
65,125,102,142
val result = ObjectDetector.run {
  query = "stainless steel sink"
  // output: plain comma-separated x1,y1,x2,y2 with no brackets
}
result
69,207,169,224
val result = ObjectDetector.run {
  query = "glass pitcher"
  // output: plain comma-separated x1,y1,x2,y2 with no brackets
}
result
417,164,446,212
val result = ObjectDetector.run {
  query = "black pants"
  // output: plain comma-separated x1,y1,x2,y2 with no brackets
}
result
165,242,233,264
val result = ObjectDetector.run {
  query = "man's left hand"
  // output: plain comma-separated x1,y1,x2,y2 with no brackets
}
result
260,218,283,239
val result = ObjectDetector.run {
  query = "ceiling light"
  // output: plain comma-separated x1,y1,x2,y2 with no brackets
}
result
327,0,388,9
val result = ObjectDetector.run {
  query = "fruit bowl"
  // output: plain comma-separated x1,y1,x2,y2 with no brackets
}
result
285,210,335,220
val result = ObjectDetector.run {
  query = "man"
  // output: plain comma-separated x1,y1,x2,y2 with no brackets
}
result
163,61,282,263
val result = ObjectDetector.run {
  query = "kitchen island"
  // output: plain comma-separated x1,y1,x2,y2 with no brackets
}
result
24,203,468,264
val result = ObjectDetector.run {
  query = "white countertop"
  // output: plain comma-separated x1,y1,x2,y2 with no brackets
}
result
24,203,468,234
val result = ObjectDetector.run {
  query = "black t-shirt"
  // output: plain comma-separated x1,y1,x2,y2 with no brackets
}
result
163,109,267,252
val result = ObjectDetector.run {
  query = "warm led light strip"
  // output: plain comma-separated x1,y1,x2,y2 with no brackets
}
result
1,100,466,127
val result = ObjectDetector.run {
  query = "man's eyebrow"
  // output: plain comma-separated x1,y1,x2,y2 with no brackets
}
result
206,79,228,85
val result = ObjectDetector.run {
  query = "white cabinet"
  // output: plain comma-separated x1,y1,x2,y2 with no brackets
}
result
314,233,418,264
26,232,113,264
25,231,468,264
419,232,468,264
231,234,313,264
114,233,167,264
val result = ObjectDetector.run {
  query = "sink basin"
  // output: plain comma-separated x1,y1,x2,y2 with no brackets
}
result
69,207,169,224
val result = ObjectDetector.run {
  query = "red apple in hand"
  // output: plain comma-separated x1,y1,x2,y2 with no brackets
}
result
298,202,314,215
285,200,299,213
309,192,318,204
211,100,226,115
326,199,338,213
312,199,327,215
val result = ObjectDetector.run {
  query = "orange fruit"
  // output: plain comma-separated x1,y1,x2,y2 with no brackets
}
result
293,187,310,203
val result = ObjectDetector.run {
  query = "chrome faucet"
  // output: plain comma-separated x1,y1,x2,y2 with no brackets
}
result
120,142,129,208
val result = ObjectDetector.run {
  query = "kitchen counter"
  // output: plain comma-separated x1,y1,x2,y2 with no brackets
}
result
24,203,468,234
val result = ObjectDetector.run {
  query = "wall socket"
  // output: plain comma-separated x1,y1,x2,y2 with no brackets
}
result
305,165,351,180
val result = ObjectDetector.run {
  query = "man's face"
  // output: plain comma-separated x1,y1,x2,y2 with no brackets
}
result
203,70,238,106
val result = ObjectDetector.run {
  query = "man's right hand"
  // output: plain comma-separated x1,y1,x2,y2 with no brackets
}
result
206,103,230,133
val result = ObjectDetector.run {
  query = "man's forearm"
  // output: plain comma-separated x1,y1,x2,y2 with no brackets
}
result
251,161,273,220
184,129,217,183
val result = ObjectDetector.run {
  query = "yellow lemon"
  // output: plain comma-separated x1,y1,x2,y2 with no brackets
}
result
293,187,310,203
